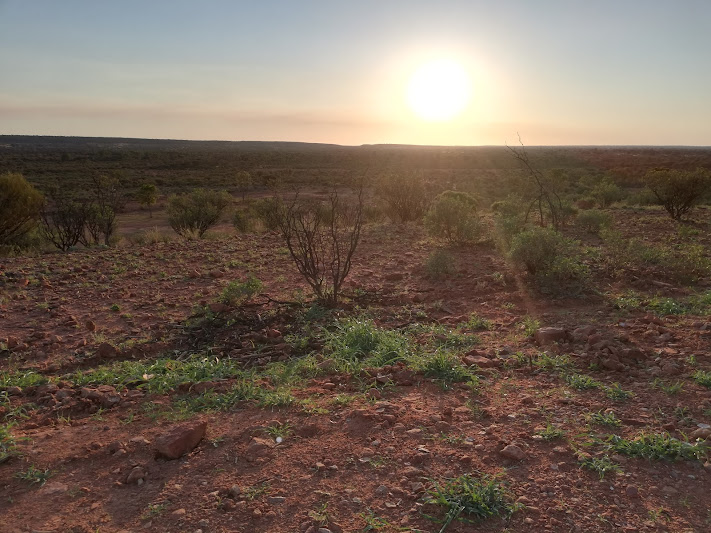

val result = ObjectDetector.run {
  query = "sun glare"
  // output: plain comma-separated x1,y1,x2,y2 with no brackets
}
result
407,59,471,122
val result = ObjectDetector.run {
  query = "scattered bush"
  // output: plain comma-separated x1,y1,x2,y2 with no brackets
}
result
575,209,613,234
424,191,482,243
377,172,429,222
424,249,456,279
0,172,44,247
644,167,711,220
167,188,232,238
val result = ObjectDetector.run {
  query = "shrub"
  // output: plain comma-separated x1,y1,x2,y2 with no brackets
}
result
644,168,711,220
424,191,482,243
590,178,624,208
509,227,588,290
491,195,527,249
220,276,262,306
91,175,126,246
276,188,364,305
252,197,284,231
377,172,429,222
424,249,456,279
136,183,158,217
39,196,88,251
167,188,232,238
232,207,255,233
575,209,613,234
0,172,44,246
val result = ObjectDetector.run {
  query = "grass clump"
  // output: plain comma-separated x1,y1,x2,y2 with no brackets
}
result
536,423,565,441
533,353,572,372
693,370,711,388
604,383,633,401
606,433,707,461
68,355,243,393
0,371,49,389
586,410,621,428
0,423,21,463
323,318,414,370
15,464,52,486
566,373,601,391
424,473,517,529
418,350,477,385
578,454,622,479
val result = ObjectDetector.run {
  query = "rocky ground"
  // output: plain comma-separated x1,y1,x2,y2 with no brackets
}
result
1,208,711,533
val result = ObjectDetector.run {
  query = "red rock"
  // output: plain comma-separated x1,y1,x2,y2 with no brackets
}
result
463,355,496,368
209,302,229,313
245,436,275,461
86,320,97,332
534,327,567,345
500,444,526,461
155,421,207,460
96,342,117,358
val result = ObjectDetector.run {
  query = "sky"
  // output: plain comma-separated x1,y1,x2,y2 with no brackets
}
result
1,0,710,146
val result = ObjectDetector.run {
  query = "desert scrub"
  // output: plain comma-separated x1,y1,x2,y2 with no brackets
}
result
575,209,612,234
424,249,456,279
509,226,588,293
376,171,429,222
424,474,518,527
424,191,483,244
219,276,262,306
644,167,711,220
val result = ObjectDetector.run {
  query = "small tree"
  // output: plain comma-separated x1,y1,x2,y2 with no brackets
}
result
0,172,44,245
276,186,364,306
39,193,88,251
506,135,564,230
91,175,126,245
377,172,429,222
235,171,252,202
167,188,232,238
424,191,482,243
136,183,158,217
644,168,711,220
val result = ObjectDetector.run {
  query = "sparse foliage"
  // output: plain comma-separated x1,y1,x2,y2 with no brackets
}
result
235,170,253,201
39,190,88,251
276,186,364,306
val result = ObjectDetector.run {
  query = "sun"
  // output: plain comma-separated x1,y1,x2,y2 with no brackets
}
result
407,59,471,122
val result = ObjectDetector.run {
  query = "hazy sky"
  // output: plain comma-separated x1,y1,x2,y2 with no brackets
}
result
1,1,710,145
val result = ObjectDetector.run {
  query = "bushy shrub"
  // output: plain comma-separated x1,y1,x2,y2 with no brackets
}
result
509,227,588,290
136,183,158,217
425,191,482,243
644,168,711,220
575,209,613,234
0,172,44,246
424,249,456,279
167,188,232,238
39,196,88,251
590,178,624,208
377,172,429,222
